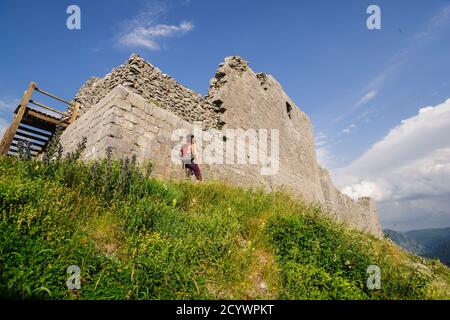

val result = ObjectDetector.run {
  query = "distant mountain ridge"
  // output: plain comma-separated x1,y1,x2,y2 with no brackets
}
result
384,227,450,266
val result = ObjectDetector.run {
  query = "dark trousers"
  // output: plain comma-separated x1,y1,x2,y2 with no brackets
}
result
184,163,203,181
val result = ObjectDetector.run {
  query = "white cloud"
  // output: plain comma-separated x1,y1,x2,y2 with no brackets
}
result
0,97,19,113
334,90,378,125
315,132,336,169
0,97,17,111
316,146,336,169
356,108,377,123
354,90,377,108
0,97,19,138
116,2,194,51
341,124,356,134
314,132,328,148
341,180,390,202
0,118,8,137
118,21,194,50
430,4,450,27
379,196,450,230
334,98,450,229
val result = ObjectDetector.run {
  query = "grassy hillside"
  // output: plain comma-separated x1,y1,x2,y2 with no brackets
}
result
1,155,449,300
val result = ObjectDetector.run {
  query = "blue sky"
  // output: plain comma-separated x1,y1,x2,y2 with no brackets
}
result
1,0,450,230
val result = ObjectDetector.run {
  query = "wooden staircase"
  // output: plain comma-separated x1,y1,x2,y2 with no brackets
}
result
0,82,79,157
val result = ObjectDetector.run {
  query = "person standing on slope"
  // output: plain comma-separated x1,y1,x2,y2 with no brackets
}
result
181,134,203,181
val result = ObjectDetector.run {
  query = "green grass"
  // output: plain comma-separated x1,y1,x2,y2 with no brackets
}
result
0,155,449,300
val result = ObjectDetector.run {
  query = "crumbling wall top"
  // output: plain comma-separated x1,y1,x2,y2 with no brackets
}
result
75,54,223,129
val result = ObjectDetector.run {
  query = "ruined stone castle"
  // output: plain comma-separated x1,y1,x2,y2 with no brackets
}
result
59,54,381,237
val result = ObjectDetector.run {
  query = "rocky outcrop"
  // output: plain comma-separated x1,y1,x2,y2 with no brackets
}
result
61,54,382,237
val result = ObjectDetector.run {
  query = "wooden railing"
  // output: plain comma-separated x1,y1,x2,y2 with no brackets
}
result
0,82,80,156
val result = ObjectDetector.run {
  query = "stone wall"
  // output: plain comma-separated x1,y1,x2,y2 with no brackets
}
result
61,86,192,180
75,54,223,129
61,54,382,237
319,167,381,235
206,56,325,203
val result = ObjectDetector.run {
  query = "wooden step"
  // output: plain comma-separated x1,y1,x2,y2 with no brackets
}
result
18,124,52,138
14,130,49,144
